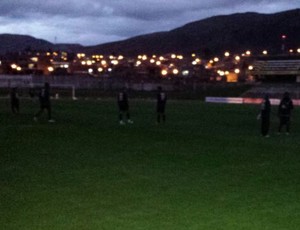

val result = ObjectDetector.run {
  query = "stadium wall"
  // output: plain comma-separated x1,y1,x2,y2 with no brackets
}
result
205,97,300,106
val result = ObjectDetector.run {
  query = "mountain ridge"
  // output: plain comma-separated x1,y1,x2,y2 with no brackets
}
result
0,8,299,56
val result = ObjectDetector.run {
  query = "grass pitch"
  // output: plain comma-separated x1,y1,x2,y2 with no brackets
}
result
1,99,300,230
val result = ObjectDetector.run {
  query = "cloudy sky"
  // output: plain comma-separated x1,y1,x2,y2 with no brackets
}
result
0,0,299,46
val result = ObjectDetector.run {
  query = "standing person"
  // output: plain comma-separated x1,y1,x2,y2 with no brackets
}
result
34,82,55,122
117,88,133,125
10,87,20,114
278,92,293,135
257,94,271,137
156,86,167,124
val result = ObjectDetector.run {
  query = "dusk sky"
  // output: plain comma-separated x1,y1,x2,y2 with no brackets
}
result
0,0,299,46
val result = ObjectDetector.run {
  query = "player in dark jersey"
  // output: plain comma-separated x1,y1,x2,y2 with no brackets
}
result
34,82,55,122
10,87,20,114
278,92,293,135
156,86,167,123
117,88,133,125
258,94,271,137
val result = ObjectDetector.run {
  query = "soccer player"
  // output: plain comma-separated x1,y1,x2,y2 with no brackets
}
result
117,88,133,125
156,86,167,123
278,92,293,135
258,94,271,137
10,87,20,114
34,82,55,122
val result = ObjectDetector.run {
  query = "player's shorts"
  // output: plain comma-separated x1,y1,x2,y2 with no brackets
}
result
280,116,290,125
157,104,165,113
119,103,128,111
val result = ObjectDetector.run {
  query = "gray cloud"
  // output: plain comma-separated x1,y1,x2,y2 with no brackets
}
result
0,0,299,45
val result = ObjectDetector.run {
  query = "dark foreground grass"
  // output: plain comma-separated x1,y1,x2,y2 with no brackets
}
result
1,98,300,230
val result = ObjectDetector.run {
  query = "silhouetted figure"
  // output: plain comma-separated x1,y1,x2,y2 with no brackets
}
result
117,88,133,125
258,94,271,137
10,87,20,114
34,82,55,122
278,92,293,135
156,86,167,123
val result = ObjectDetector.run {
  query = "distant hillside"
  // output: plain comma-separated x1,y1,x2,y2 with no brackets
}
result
85,9,300,56
0,9,299,56
0,34,83,55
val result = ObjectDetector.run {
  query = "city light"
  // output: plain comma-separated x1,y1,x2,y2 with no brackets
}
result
11,64,17,69
161,69,168,76
173,69,179,75
31,57,38,62
248,65,254,70
48,66,54,72
224,52,230,57
262,50,268,55
234,68,240,74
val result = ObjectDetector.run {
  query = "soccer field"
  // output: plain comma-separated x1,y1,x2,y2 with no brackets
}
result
1,99,300,230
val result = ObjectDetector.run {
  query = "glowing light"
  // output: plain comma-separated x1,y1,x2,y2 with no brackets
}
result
11,64,17,69
48,66,54,72
177,55,183,60
262,50,268,55
81,61,86,65
224,52,230,57
136,61,142,66
111,60,119,65
182,70,189,76
192,61,197,65
213,57,219,62
248,65,254,70
142,55,147,61
171,54,176,59
118,55,124,60
86,60,93,65
161,69,168,76
88,68,93,73
16,66,22,71
235,56,240,61
173,69,179,75
150,59,155,63
98,67,103,72
245,50,251,56
218,70,225,76
77,53,85,59
297,48,300,53
31,57,38,62
64,64,69,68
234,68,240,74
159,56,164,61
156,61,161,66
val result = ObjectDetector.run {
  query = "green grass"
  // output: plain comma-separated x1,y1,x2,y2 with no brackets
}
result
1,98,300,230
